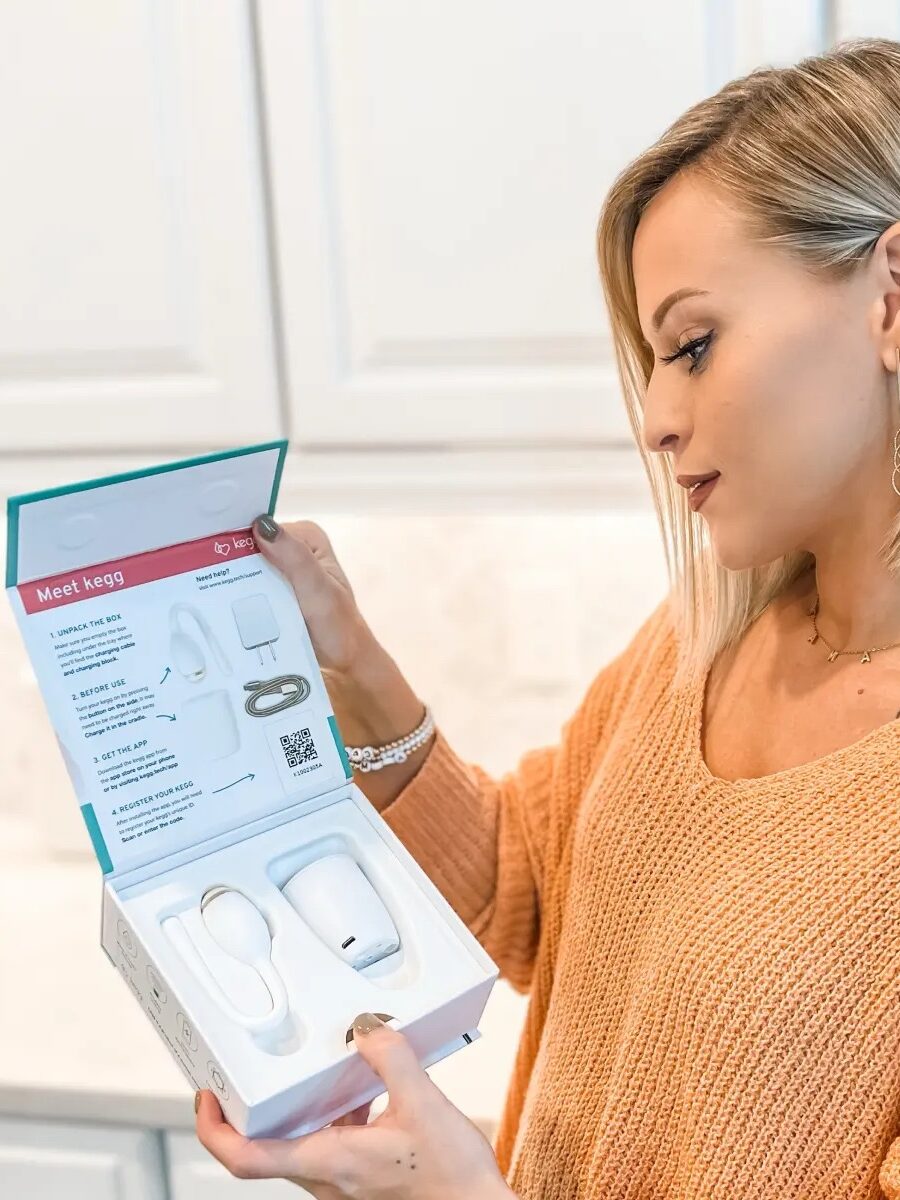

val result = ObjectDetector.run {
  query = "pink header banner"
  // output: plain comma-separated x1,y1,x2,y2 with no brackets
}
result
17,528,260,614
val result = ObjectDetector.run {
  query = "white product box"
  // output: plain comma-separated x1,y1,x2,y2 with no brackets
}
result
5,441,498,1138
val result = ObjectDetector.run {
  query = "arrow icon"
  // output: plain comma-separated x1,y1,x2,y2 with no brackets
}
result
212,773,256,794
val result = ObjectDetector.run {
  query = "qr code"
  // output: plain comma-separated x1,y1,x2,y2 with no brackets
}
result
280,727,318,768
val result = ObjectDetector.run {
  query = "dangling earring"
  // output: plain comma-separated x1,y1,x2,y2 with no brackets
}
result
893,345,900,498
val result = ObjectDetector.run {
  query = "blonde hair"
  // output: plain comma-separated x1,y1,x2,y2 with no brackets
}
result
596,36,900,687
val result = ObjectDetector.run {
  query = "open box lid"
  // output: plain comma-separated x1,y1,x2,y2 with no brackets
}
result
6,441,288,587
5,441,353,878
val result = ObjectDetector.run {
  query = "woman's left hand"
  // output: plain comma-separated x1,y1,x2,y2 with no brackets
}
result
195,1011,516,1200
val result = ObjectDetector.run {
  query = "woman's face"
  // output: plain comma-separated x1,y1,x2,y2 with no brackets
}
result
632,171,898,572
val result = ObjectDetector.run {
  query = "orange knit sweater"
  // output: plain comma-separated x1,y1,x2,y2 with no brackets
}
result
379,594,900,1200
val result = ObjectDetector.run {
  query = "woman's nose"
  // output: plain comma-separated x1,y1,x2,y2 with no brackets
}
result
641,385,692,456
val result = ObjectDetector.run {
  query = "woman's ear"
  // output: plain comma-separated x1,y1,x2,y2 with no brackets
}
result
870,220,900,368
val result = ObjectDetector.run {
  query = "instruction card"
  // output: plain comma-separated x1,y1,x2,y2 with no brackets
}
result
5,442,352,876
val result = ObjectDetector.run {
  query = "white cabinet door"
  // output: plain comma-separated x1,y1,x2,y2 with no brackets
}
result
0,1118,165,1200
257,0,825,451
833,0,900,38
167,1130,313,1199
1,0,281,452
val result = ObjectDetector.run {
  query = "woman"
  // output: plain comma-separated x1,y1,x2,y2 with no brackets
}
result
197,36,900,1200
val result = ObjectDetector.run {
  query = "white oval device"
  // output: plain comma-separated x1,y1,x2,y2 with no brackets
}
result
282,853,401,970
170,630,206,681
161,888,290,1035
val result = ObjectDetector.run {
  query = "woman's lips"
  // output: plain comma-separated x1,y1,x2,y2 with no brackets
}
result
689,474,720,512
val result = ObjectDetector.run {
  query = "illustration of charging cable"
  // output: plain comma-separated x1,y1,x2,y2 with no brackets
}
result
169,604,233,682
242,675,311,718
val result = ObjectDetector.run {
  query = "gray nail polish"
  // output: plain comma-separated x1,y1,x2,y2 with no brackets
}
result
352,1011,384,1036
255,514,280,542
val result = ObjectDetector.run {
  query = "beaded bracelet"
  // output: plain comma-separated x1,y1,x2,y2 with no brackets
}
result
344,704,435,772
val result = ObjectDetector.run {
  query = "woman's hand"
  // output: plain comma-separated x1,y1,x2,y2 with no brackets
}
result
195,1011,516,1200
250,515,436,807
251,515,372,676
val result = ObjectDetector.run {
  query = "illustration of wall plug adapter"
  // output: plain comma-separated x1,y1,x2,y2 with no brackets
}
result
232,594,280,666
162,887,290,1035
169,603,233,682
282,852,401,970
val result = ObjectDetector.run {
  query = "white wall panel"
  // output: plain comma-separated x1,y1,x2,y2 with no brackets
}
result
0,1119,165,1200
0,0,281,451
167,1131,310,1199
259,0,725,448
835,0,900,39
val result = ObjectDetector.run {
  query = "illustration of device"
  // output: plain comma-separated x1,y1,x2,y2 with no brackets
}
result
179,689,240,760
162,888,289,1034
281,853,401,970
232,594,281,666
169,603,233,681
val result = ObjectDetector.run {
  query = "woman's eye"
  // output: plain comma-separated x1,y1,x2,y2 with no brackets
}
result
659,332,713,375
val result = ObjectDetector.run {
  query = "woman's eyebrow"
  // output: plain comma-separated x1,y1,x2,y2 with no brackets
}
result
652,287,711,333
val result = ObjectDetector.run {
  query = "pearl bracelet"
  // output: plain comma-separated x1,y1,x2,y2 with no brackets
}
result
344,704,435,772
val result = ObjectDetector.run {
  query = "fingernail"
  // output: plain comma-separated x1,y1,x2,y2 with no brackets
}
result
352,1011,384,1037
194,1090,202,1113
254,514,281,542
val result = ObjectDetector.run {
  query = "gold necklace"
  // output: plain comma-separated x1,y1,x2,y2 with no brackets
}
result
807,592,900,663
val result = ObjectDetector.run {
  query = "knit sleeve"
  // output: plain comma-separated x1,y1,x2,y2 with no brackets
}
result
880,1135,900,1197
377,593,673,993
